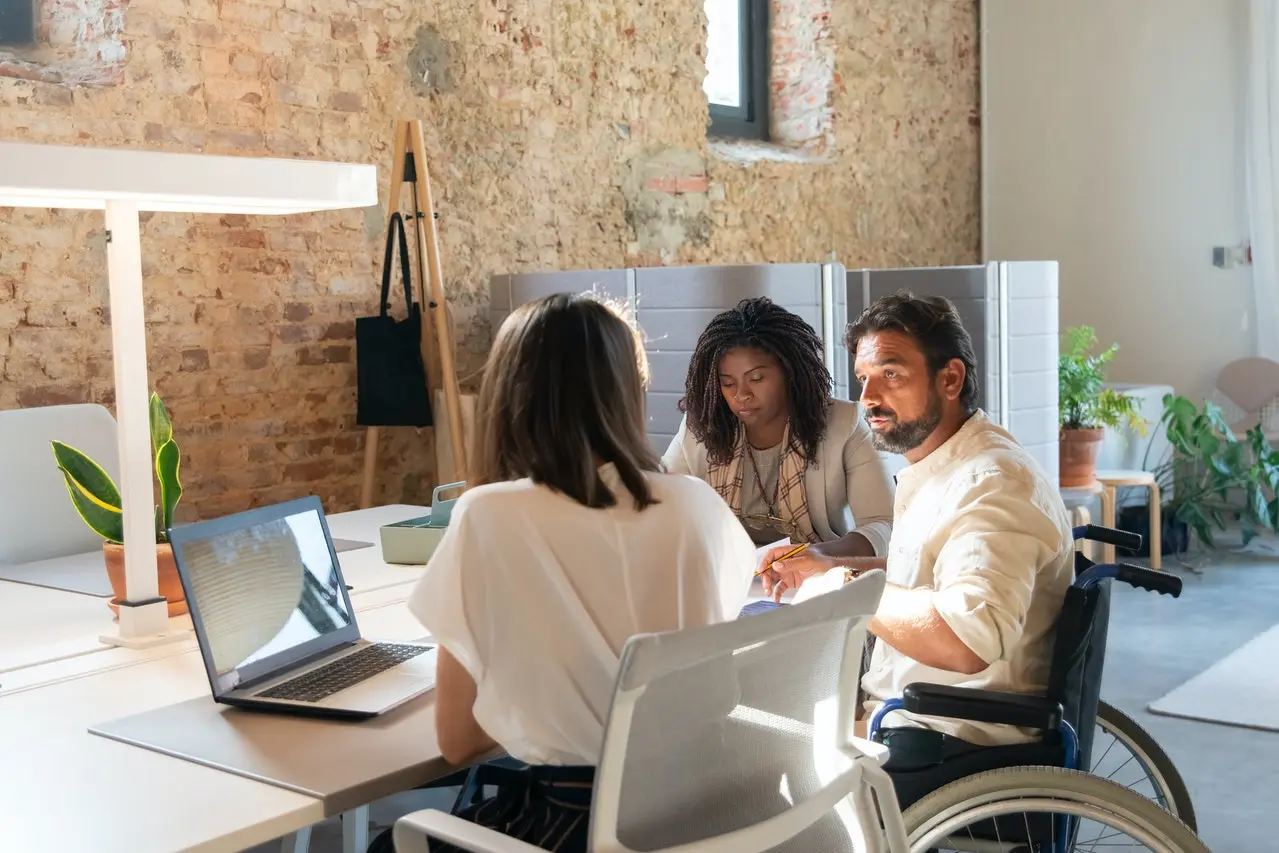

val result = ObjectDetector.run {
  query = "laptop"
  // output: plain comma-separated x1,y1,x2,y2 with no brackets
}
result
168,495,438,720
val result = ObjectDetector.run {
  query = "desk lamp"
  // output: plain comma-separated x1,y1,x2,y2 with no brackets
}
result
0,141,377,648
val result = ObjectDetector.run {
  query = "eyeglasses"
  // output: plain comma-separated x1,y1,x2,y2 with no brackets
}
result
739,513,802,543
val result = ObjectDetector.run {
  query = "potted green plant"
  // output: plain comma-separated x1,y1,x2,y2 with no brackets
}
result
1058,325,1146,486
1129,393,1279,556
50,391,187,615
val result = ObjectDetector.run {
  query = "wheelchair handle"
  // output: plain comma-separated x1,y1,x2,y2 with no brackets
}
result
1072,524,1142,552
1116,563,1182,597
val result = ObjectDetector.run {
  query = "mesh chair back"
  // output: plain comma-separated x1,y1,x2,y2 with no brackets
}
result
590,570,905,853
1044,580,1112,768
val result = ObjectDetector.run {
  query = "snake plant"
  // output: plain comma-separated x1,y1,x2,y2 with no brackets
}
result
50,392,183,545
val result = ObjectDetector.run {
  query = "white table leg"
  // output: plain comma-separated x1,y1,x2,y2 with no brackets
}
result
342,805,371,853
281,825,313,853
98,200,179,649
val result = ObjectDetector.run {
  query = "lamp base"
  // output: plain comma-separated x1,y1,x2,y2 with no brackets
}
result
99,597,191,649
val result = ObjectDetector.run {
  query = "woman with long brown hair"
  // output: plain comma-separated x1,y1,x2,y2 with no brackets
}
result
397,292,757,853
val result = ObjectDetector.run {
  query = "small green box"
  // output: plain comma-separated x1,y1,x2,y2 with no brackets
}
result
378,482,465,565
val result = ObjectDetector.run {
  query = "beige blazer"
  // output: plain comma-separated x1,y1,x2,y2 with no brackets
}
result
661,399,901,555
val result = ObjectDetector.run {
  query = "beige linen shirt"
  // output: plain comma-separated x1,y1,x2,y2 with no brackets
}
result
859,410,1074,746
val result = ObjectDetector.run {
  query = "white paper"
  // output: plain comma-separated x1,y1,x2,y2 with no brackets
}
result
752,537,792,573
791,567,845,604
749,538,843,605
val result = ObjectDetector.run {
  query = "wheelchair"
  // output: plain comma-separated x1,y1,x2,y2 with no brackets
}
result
868,524,1207,852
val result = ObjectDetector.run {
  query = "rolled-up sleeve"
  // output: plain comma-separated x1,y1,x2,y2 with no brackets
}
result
843,425,898,556
929,472,1060,666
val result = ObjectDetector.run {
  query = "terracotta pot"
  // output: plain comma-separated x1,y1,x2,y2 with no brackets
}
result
1059,427,1105,487
103,542,189,618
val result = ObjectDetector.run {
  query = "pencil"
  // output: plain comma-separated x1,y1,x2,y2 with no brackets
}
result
754,542,809,577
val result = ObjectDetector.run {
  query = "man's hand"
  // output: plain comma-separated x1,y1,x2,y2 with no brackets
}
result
758,546,889,602
757,544,840,601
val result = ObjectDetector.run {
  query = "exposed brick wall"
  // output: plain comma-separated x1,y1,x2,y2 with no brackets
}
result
0,0,129,86
0,0,980,522
771,0,835,153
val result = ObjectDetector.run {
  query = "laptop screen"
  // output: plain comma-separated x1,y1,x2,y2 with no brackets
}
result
173,505,356,695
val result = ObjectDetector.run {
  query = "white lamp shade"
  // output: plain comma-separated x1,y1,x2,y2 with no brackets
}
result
0,141,377,214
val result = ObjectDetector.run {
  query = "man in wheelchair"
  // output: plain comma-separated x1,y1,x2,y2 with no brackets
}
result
760,292,1076,809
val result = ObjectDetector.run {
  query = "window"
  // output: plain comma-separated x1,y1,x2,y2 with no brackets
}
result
0,0,35,47
704,0,769,141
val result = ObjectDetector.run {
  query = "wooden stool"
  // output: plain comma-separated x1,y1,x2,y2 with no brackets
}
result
1095,469,1162,570
1059,480,1104,562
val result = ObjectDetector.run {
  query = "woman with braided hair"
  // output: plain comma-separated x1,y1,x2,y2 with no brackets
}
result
662,297,897,572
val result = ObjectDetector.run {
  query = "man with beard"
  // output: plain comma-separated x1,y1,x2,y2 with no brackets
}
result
758,292,1074,747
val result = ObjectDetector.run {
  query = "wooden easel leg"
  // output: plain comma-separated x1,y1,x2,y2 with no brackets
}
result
360,427,380,509
407,120,468,482
359,121,411,509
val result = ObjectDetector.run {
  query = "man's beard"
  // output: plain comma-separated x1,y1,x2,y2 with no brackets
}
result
866,389,943,454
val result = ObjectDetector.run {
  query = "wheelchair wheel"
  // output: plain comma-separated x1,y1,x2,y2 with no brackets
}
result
902,765,1208,853
1094,699,1197,830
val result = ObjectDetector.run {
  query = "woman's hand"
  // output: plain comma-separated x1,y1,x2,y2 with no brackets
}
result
757,543,841,602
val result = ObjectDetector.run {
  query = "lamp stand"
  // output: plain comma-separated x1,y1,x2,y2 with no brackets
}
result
98,200,190,650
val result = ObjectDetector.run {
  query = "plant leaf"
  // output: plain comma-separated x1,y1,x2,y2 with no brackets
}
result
149,392,173,455
156,438,183,532
58,469,124,543
51,440,121,508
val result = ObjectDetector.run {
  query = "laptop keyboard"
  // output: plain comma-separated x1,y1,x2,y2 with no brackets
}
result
257,642,431,703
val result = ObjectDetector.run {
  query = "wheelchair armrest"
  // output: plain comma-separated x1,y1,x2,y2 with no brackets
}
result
902,682,1063,731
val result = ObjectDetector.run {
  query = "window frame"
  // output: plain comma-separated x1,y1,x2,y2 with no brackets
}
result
707,0,770,141
0,0,36,47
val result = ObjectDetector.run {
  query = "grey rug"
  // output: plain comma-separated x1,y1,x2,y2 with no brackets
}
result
1147,623,1279,733
0,539,373,599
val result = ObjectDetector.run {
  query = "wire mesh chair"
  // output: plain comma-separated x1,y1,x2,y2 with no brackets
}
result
394,570,910,853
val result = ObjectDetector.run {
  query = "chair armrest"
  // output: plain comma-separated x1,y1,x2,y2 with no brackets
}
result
393,810,546,853
902,682,1062,731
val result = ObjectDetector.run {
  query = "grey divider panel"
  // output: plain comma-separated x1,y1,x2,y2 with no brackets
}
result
847,265,995,415
489,269,630,337
634,264,825,454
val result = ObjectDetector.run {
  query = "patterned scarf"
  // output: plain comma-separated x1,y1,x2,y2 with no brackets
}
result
706,421,819,544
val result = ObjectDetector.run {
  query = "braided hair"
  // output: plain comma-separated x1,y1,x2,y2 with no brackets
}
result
679,297,832,466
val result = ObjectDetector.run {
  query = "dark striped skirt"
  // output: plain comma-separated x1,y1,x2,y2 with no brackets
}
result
430,762,595,853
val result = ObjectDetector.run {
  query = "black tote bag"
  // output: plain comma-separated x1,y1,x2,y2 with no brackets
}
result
355,212,434,428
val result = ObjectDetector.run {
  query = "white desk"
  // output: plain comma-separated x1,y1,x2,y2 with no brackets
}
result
0,505,430,681
0,556,437,853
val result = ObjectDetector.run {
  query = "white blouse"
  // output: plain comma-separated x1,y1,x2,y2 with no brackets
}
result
407,464,758,766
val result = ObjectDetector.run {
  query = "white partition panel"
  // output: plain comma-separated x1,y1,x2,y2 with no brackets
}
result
1003,261,1061,487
